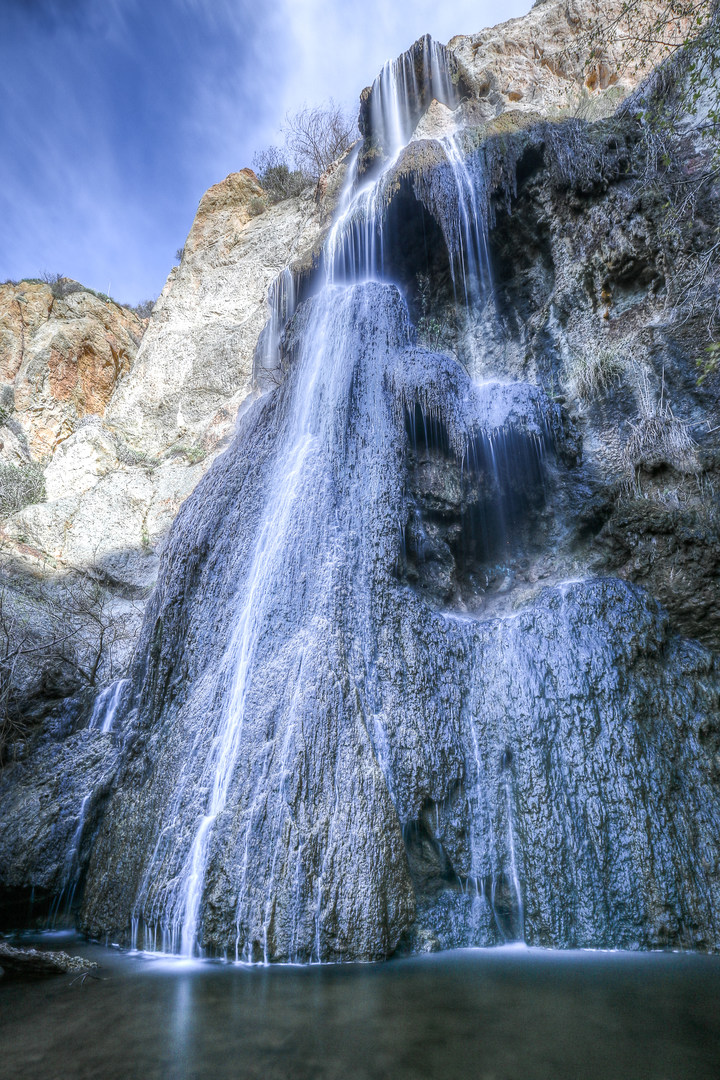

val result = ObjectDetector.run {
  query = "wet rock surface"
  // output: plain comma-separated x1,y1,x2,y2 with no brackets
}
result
0,940,97,977
79,284,720,959
0,726,119,926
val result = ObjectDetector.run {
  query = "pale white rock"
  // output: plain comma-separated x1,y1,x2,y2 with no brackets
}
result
0,423,31,466
44,425,120,500
105,170,325,457
412,100,461,142
1,171,331,583
448,0,689,124
7,457,206,588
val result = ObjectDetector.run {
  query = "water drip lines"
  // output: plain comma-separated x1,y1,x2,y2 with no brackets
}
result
47,792,93,928
88,678,131,734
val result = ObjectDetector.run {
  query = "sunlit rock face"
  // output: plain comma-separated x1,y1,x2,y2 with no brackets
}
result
105,169,328,460
448,0,690,126
0,728,119,927
1,171,334,588
0,281,145,463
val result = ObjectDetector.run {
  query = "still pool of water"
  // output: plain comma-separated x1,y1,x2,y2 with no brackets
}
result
1,934,719,1080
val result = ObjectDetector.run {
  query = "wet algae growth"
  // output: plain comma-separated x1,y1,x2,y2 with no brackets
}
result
1,936,720,1080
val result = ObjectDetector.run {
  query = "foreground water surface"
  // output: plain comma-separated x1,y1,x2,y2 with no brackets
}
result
1,934,719,1080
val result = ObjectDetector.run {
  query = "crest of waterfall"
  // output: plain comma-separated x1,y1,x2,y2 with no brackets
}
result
80,33,720,962
366,35,459,159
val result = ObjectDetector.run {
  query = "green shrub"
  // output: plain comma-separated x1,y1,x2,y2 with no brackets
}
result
248,195,267,217
697,342,720,384
252,148,308,202
184,446,206,464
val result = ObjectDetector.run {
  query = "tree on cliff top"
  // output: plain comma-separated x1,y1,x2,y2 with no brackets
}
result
283,100,356,180
253,100,356,202
583,0,718,116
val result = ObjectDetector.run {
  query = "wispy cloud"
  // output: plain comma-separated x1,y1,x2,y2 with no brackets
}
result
0,0,531,303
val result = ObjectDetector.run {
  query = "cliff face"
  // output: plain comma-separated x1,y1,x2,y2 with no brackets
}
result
104,169,327,459
1,1,719,953
0,281,145,462
0,0,674,597
449,0,679,118
0,176,329,591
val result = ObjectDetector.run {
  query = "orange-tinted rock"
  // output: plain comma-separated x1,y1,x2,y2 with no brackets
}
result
1,281,145,460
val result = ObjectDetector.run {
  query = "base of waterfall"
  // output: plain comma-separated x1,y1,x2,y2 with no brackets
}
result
2,932,719,1080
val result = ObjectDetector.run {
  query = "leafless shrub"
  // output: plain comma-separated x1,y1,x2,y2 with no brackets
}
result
252,102,356,203
0,573,143,761
580,1,714,88
283,100,356,181
40,272,82,300
0,462,45,519
128,298,155,319
622,366,699,488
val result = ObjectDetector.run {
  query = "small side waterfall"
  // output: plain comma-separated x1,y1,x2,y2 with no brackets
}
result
88,679,130,734
80,34,720,961
252,268,297,392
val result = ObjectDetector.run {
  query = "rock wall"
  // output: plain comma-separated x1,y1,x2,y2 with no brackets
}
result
0,281,145,464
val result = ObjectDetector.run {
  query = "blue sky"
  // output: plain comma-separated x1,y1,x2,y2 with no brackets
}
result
0,0,531,305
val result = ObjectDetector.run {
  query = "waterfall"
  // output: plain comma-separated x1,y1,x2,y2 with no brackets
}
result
88,678,130,734
366,35,459,159
126,35,540,960
80,33,720,962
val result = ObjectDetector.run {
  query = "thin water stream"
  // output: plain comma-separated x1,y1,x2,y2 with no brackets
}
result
1,935,719,1080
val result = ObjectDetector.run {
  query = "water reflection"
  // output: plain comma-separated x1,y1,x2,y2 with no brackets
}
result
1,939,719,1080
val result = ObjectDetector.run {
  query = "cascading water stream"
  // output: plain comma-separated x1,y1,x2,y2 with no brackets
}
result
368,35,458,159
113,34,549,960
78,30,720,958
158,39,472,959
437,133,493,305
252,268,296,391
88,678,130,734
